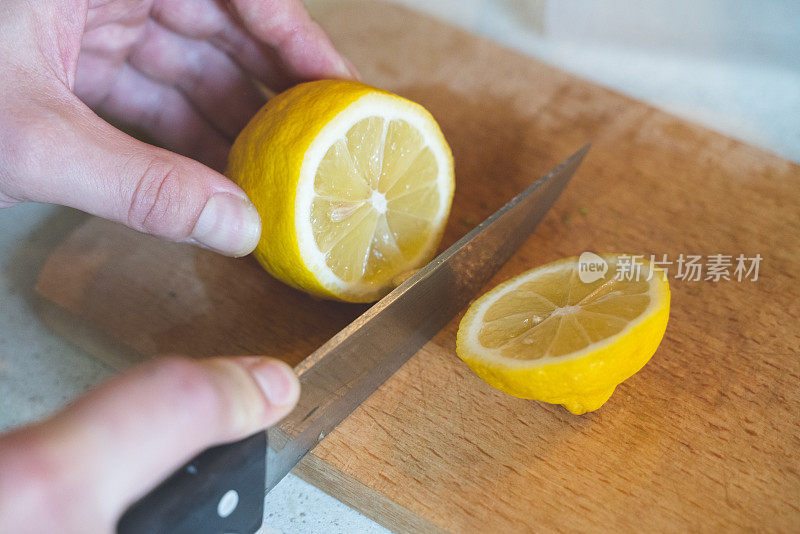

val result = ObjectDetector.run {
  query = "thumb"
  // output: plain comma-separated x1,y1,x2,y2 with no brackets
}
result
0,356,300,533
5,95,261,256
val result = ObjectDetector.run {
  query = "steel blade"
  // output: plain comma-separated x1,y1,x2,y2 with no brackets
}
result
265,144,590,490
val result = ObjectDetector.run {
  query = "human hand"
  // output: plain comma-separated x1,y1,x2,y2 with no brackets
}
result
0,0,355,256
0,355,300,532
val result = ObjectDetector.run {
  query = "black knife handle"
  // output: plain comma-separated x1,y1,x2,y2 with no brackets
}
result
117,431,267,534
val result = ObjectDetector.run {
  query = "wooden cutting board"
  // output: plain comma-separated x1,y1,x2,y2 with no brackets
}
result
34,2,800,532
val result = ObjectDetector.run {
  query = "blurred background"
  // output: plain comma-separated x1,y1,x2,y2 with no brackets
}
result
310,0,800,162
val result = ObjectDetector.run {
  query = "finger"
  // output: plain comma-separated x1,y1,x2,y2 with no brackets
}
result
230,0,356,80
149,0,232,40
128,19,265,138
151,0,298,90
74,44,128,106
93,59,231,170
85,0,150,31
211,22,298,92
0,356,299,532
4,90,260,256
80,17,146,64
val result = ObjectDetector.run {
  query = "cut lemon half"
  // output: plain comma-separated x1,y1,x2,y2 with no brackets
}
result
456,254,670,414
227,80,454,302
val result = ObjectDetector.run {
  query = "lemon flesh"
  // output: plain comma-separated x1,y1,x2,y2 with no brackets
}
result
456,255,671,414
312,117,444,284
228,80,454,303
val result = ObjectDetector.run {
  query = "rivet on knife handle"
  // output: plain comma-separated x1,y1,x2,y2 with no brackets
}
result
117,431,267,534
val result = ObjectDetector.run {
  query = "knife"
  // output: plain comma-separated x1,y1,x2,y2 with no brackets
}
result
117,144,590,533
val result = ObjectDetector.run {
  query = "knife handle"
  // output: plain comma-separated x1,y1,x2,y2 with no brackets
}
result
117,431,267,534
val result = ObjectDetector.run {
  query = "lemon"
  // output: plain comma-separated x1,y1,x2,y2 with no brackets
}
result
456,254,670,414
227,80,454,302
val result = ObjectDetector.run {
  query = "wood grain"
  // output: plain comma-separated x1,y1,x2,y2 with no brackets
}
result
35,2,800,532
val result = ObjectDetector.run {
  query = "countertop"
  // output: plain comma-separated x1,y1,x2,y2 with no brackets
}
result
1,1,797,532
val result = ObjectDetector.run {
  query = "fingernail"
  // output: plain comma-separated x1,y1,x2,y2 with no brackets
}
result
190,193,261,257
252,360,299,406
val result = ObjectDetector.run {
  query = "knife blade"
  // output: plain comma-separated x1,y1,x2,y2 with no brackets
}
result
117,144,590,534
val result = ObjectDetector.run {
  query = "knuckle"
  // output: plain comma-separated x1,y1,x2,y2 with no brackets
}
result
148,356,221,415
201,359,268,438
126,159,192,238
152,356,267,439
176,57,205,96
148,356,263,438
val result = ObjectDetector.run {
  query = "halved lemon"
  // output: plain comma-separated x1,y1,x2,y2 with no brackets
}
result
227,80,454,302
456,254,670,414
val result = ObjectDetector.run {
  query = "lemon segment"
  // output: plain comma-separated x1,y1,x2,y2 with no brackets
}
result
227,80,454,302
456,255,670,414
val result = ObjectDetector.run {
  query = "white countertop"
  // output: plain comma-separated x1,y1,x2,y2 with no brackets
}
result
1,1,797,532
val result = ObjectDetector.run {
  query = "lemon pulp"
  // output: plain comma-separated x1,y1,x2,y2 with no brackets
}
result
311,117,443,285
478,257,652,358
